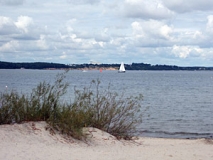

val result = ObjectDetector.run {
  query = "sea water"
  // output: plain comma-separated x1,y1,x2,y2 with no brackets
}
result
0,69,213,139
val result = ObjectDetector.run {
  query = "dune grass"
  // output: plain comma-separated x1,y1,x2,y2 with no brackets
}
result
0,71,143,140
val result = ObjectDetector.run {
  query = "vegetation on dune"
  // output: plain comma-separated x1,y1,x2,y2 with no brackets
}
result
0,71,143,140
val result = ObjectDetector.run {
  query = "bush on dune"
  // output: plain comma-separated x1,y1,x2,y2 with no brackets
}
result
0,71,143,140
0,71,68,124
70,80,143,139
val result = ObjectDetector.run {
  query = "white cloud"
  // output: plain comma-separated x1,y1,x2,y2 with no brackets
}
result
172,45,191,58
160,25,173,40
0,40,19,52
130,20,174,47
193,31,203,39
60,52,67,59
36,35,48,50
131,21,144,38
206,15,213,33
123,0,174,19
0,16,11,26
0,16,18,35
171,45,203,59
162,0,213,13
15,16,33,33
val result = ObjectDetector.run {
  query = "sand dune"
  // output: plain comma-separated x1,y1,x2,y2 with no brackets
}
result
0,122,212,160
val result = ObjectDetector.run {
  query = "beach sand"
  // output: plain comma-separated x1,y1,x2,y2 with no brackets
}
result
0,121,212,160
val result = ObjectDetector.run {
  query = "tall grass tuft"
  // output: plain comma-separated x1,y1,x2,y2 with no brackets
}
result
0,71,144,140
70,79,143,139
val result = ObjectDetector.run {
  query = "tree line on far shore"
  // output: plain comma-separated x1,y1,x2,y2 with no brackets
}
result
0,61,213,70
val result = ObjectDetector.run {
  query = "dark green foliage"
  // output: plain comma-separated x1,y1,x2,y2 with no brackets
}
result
0,91,27,123
0,72,143,140
0,61,70,69
0,71,69,124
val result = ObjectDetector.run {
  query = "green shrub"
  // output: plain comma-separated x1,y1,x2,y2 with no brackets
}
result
69,79,143,139
0,71,69,124
0,72,144,140
0,91,27,124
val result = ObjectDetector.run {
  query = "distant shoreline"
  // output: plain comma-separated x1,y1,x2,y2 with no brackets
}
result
1,61,213,70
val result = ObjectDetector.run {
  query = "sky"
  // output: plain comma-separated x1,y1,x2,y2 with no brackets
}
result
0,0,213,66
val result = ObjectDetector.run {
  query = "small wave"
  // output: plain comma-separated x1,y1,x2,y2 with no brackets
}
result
139,130,213,139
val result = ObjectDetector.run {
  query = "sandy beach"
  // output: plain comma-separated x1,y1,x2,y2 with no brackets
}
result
0,121,212,160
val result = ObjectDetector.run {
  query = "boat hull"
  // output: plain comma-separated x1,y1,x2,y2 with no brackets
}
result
118,71,125,73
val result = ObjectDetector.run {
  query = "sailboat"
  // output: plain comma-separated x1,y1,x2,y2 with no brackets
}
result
118,62,125,73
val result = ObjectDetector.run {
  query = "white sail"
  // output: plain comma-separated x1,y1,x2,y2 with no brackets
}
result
118,62,125,73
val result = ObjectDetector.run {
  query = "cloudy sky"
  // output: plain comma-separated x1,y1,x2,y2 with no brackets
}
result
1,0,213,66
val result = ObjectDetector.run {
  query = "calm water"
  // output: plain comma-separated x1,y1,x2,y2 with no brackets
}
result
0,69,213,139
